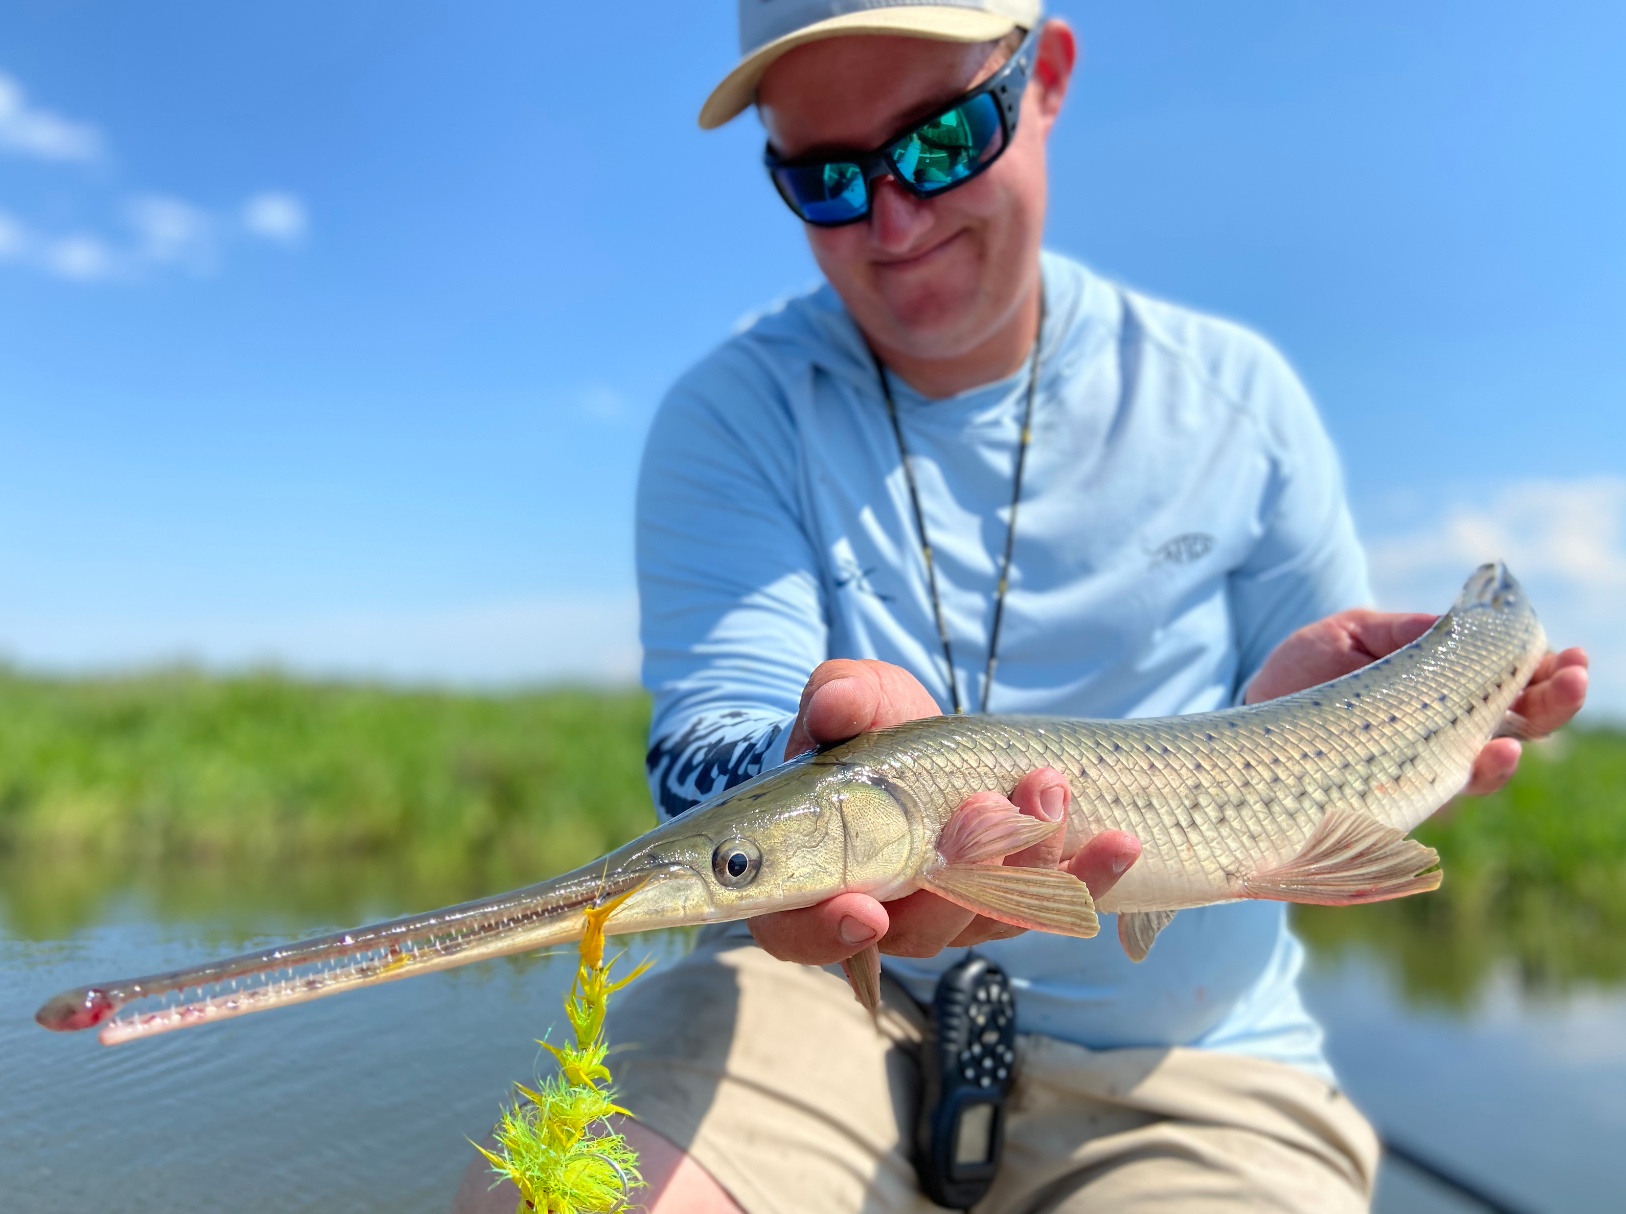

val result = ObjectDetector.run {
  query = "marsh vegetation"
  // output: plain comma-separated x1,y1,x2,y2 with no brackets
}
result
1,667,1621,1005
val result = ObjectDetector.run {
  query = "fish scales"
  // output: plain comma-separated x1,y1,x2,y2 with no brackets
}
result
832,564,1545,912
37,564,1545,1044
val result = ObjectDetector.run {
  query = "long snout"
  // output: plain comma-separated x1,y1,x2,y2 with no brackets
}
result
36,852,690,1046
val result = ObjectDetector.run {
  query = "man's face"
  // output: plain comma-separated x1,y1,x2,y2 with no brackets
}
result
758,25,1072,374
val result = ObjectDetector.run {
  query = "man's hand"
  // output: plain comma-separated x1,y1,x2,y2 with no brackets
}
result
750,659,1141,967
1245,609,1590,796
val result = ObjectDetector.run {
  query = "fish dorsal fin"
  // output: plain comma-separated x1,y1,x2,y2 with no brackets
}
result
839,943,883,1024
923,865,1098,938
1244,806,1442,906
1117,909,1177,962
936,799,1064,866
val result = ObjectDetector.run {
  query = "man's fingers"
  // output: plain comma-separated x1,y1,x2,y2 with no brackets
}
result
1510,649,1589,734
1065,830,1141,901
1464,736,1522,796
748,892,888,965
1350,612,1438,659
948,916,1027,947
876,889,977,957
784,658,944,757
802,674,878,748
1003,768,1071,868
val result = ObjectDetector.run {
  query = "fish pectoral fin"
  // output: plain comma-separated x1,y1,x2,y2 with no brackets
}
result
935,798,1065,866
1116,909,1177,962
839,943,883,1024
923,864,1099,938
1243,806,1442,906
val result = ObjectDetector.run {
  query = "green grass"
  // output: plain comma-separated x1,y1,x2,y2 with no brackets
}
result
1,667,1623,1005
1295,728,1626,1005
0,668,659,936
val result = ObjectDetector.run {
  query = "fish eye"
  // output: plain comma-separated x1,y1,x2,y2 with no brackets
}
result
711,837,762,888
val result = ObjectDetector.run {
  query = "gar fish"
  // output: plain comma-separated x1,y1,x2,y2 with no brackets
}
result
38,563,1546,1042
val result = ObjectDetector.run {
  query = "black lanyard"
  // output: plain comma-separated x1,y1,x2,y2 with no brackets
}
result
872,291,1045,715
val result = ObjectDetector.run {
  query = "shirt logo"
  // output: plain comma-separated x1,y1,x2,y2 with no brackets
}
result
834,557,894,602
1148,532,1215,569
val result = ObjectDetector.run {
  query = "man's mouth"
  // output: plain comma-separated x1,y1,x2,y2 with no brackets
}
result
871,228,968,273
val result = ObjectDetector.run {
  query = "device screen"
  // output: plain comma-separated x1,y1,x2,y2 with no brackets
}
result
953,1102,995,1166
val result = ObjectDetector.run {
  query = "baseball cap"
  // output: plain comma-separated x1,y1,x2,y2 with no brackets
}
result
699,0,1042,130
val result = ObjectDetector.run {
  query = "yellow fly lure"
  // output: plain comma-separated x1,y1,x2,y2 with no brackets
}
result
475,887,653,1214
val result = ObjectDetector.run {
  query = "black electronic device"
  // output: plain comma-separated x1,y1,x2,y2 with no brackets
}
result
912,954,1017,1210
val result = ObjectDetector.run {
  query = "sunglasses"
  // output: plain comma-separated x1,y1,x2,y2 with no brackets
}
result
763,25,1040,227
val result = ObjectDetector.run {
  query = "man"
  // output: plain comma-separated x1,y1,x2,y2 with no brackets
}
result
458,3,1589,1210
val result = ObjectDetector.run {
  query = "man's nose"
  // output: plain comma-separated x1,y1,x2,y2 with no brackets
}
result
867,175,936,252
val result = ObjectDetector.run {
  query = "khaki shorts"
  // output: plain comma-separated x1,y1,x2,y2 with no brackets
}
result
608,925,1378,1214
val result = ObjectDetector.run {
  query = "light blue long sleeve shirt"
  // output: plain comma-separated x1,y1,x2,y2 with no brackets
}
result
636,252,1369,1081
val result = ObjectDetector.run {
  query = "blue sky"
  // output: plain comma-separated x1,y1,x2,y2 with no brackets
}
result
0,1,1622,713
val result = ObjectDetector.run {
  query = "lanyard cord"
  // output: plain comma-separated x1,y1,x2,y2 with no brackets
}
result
872,290,1045,715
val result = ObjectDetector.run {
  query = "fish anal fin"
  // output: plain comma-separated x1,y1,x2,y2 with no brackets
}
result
1117,909,1177,962
923,865,1098,938
936,798,1063,867
839,943,882,1024
1244,806,1442,907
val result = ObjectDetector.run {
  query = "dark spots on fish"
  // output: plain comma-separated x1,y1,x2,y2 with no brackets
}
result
1228,720,1240,729
1263,726,1272,735
1271,756,1281,764
1314,749,1325,758
1161,745,1172,755
1388,714,1398,723
1466,704,1476,715
1243,760,1253,769
1361,722,1372,732
1511,664,1519,676
1271,774,1282,783
1300,751,1310,760
1112,742,1122,751
1449,716,1458,726
1439,693,1448,701
1345,701,1355,710
1312,700,1322,707
1206,732,1216,742
1340,760,1351,770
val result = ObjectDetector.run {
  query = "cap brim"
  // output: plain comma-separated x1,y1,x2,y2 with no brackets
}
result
699,7,1021,130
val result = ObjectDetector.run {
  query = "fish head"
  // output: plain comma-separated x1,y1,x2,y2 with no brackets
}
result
601,753,925,934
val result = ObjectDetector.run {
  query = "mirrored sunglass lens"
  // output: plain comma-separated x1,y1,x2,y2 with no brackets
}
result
773,161,867,223
890,93,1004,192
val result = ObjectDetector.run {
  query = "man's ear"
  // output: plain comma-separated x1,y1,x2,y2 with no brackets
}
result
1031,18,1077,132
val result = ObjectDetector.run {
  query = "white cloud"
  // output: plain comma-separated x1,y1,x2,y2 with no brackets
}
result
1366,477,1626,720
41,234,116,281
241,191,308,244
0,208,25,259
0,70,305,283
578,382,628,419
125,193,218,273
0,71,102,163
0,592,642,687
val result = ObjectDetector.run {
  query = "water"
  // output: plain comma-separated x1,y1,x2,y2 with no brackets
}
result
4,898,1622,1213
